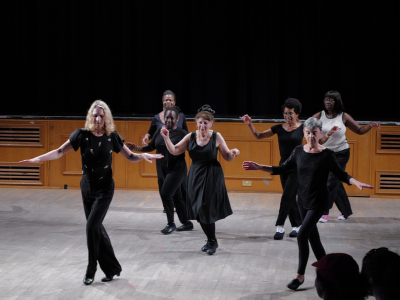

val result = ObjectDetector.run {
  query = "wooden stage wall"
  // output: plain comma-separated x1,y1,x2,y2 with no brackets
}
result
1,119,400,197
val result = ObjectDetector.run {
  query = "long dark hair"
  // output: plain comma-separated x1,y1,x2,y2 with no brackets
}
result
323,90,346,114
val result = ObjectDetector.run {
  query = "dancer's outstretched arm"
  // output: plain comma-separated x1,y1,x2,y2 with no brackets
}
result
349,178,373,190
240,114,274,139
242,161,273,173
160,126,190,155
120,145,163,163
216,133,240,162
319,125,341,144
20,140,73,163
344,113,380,135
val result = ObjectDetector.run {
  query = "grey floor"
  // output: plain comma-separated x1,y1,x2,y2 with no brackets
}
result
1,188,399,300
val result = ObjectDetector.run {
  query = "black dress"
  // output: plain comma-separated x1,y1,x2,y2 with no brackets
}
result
187,131,232,224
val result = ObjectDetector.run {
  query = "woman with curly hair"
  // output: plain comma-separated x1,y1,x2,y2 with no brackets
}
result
240,98,303,240
20,100,163,285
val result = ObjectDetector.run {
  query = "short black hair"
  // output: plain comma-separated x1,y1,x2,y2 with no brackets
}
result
164,106,180,117
323,90,346,114
162,90,176,102
281,98,302,114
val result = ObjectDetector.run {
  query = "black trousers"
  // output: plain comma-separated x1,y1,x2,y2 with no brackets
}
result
323,148,353,217
297,204,326,275
158,160,189,225
80,176,122,278
275,171,303,227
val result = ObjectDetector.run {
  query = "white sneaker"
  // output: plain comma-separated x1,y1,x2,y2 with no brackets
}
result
319,215,329,223
276,226,285,233
274,226,285,240
338,215,346,220
289,226,300,237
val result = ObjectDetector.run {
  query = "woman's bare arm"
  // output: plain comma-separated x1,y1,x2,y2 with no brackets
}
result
160,127,190,155
312,111,322,119
215,132,240,162
242,161,273,173
119,145,163,163
240,115,274,139
319,126,341,145
344,113,380,135
20,140,73,163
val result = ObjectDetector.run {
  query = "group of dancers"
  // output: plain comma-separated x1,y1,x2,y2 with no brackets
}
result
20,90,380,290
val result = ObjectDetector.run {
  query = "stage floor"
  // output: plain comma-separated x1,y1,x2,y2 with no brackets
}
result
1,188,398,300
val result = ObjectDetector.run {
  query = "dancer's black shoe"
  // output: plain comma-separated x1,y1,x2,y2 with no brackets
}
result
83,276,94,285
287,278,304,290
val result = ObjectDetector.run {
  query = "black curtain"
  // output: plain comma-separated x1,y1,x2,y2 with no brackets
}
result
5,1,400,120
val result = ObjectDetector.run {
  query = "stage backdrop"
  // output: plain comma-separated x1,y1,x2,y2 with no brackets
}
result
5,1,400,120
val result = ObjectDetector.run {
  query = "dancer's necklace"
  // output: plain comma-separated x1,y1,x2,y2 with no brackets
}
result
197,130,210,141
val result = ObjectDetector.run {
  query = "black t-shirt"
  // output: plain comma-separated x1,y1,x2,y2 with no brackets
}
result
148,127,188,168
69,129,125,182
271,124,304,164
272,146,353,210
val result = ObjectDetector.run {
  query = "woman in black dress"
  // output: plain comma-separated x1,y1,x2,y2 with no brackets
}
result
161,105,240,255
240,98,303,240
20,100,163,285
243,117,372,290
142,90,189,213
126,107,193,234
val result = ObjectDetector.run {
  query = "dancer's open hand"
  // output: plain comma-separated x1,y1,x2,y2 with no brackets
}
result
242,161,261,171
350,178,373,190
142,153,163,163
240,115,252,125
327,126,341,137
20,158,40,163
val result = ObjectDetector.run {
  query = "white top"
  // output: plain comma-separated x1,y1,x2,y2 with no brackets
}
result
320,111,349,152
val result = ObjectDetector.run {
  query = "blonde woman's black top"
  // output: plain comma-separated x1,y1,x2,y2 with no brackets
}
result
69,129,124,183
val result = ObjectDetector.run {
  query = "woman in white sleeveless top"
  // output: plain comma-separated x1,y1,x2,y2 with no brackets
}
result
313,91,380,223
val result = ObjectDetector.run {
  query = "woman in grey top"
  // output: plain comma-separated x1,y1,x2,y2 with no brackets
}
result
313,90,380,222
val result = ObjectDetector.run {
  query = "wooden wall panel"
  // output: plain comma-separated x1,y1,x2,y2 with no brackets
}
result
370,126,400,195
1,119,399,197
47,121,85,188
0,120,50,186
